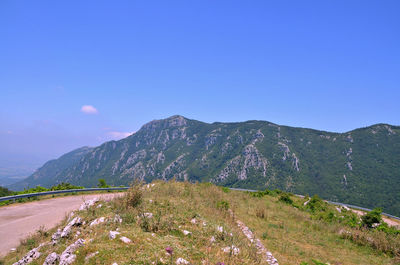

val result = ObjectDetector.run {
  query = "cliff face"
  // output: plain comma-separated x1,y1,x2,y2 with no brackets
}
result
13,116,400,216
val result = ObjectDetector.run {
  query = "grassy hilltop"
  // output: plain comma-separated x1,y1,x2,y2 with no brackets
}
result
2,181,399,265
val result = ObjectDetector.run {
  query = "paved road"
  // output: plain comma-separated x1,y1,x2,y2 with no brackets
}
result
0,193,122,257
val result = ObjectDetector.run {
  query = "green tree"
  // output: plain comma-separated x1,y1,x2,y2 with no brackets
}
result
97,179,109,188
361,208,382,228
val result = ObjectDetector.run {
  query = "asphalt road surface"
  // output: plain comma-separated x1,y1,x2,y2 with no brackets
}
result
0,193,122,257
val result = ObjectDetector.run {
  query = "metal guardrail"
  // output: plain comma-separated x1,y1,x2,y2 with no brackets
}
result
0,187,129,202
1,185,399,221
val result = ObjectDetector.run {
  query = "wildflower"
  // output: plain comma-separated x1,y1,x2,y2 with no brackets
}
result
165,246,173,256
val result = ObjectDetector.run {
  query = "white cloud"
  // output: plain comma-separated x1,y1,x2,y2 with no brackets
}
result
107,131,134,140
81,105,98,114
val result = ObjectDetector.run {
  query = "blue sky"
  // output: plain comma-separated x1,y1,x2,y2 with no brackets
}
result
0,0,399,164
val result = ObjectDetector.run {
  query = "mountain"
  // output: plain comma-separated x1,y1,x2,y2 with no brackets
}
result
10,146,93,190
11,115,400,216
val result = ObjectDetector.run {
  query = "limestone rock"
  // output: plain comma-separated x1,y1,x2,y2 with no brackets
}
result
43,252,59,265
59,239,85,265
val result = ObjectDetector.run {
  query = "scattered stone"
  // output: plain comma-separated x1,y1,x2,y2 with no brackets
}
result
97,204,103,208
61,217,83,238
228,209,278,264
149,199,153,203
12,243,44,265
113,214,122,223
79,198,98,211
143,213,153,219
59,239,85,265
85,251,99,261
10,248,16,252
190,218,197,224
90,217,106,226
210,236,216,243
52,217,83,244
176,257,190,264
182,230,192,236
221,245,240,255
109,231,121,239
120,236,132,244
43,252,59,265
112,263,118,265
51,229,62,244
67,212,75,221
217,226,224,233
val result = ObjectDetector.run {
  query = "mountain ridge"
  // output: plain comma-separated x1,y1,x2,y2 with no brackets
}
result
9,115,400,216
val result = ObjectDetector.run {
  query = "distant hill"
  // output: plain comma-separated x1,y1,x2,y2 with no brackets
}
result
10,146,92,190
11,115,400,216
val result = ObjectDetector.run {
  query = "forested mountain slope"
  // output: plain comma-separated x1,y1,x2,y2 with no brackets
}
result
11,116,400,216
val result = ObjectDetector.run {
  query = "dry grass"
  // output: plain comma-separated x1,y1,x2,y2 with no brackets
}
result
2,181,398,265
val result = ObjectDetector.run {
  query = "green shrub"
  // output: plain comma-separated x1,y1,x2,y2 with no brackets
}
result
361,208,382,228
221,187,230,193
216,200,229,210
97,179,110,188
305,195,326,213
278,193,293,204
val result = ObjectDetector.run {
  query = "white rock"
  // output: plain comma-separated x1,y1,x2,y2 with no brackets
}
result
97,204,103,208
143,213,153,218
90,217,106,226
176,257,190,264
120,236,132,244
217,226,224,233
109,231,121,239
59,239,85,265
79,198,98,210
12,244,43,265
61,217,83,238
114,214,122,223
85,251,99,261
182,230,191,236
10,248,16,252
210,236,216,243
190,218,197,224
222,245,240,255
43,252,59,265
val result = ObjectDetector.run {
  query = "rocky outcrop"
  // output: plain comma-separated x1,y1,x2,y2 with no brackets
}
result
12,243,46,265
59,239,85,265
43,252,59,265
52,217,82,244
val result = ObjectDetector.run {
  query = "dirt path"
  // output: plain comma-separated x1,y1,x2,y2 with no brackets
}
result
0,193,123,257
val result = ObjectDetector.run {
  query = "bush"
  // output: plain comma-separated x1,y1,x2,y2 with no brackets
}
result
221,187,230,193
361,208,383,228
125,182,143,208
278,193,293,205
305,195,326,213
97,179,110,188
216,200,229,210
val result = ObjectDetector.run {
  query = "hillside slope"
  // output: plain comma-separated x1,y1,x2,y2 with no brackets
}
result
2,182,398,265
13,115,400,216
